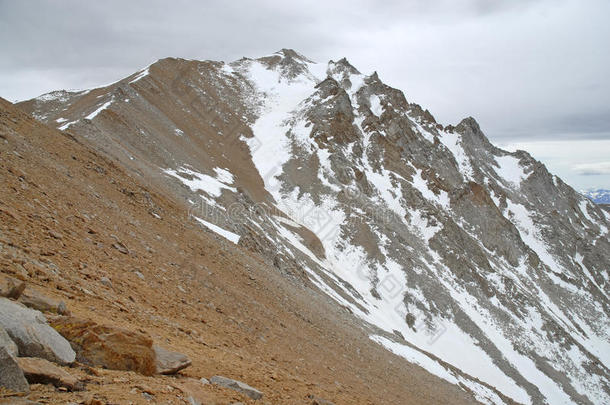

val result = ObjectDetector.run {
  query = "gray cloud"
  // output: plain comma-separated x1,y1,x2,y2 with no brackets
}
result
1,0,609,146
573,162,610,176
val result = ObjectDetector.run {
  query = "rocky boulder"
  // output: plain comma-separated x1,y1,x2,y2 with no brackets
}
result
209,375,263,400
18,289,69,315
16,357,83,391
0,326,18,357
0,347,29,395
48,316,156,375
0,298,75,365
153,344,191,374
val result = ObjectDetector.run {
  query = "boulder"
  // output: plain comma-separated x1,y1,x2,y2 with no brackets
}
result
48,316,156,375
18,289,69,315
0,347,29,394
0,326,18,357
0,298,75,365
153,345,191,374
16,357,83,391
209,375,263,400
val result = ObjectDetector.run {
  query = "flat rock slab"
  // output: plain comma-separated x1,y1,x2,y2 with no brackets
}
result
18,289,69,315
209,375,263,400
48,316,156,375
0,298,75,365
0,325,18,357
0,347,29,394
153,345,191,374
17,357,83,391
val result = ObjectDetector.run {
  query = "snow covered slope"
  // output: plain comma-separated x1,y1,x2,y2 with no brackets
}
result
18,49,610,404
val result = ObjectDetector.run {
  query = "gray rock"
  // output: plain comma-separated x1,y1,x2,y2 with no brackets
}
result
100,277,112,288
153,345,191,374
209,375,263,400
0,346,29,394
0,298,75,364
18,289,69,315
0,325,18,357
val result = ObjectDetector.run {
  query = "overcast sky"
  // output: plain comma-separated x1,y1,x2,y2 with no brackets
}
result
1,0,608,190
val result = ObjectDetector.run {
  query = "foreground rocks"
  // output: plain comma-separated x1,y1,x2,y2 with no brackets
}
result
48,316,157,375
0,347,29,394
18,289,69,315
17,357,83,391
0,298,75,364
153,345,192,375
0,326,18,357
210,375,263,400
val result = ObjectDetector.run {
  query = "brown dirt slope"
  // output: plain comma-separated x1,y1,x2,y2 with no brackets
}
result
0,97,479,404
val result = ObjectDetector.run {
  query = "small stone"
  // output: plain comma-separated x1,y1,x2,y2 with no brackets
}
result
308,394,335,405
0,346,29,394
48,230,63,240
153,345,191,374
17,357,83,391
210,375,263,400
100,277,112,288
134,271,145,280
112,243,128,254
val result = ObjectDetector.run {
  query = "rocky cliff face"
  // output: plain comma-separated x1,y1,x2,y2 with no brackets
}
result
18,49,610,405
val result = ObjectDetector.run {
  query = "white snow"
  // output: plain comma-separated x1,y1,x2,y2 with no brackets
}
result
503,199,563,273
369,94,383,117
439,130,474,179
410,166,450,209
193,217,240,244
129,67,150,84
164,167,236,197
58,120,78,131
85,100,113,120
495,155,527,187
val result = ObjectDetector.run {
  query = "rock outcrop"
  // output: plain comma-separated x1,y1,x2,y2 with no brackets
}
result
16,357,82,391
0,298,75,365
48,316,156,376
0,347,29,394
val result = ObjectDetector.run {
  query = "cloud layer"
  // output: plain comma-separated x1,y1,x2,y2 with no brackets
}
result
1,0,609,189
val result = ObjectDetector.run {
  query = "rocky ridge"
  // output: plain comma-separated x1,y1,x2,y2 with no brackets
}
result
15,49,610,404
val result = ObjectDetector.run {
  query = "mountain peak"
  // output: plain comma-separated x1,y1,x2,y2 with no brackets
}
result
329,57,360,75
274,48,312,62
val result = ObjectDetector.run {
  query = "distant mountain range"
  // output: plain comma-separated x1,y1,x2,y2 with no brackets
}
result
583,189,610,204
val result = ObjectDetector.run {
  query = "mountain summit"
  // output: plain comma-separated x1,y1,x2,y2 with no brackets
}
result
18,50,610,404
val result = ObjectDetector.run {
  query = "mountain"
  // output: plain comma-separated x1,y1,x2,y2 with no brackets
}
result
17,49,610,404
0,97,481,404
584,189,610,205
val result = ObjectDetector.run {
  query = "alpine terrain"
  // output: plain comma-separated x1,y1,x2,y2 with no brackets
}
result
13,49,610,404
